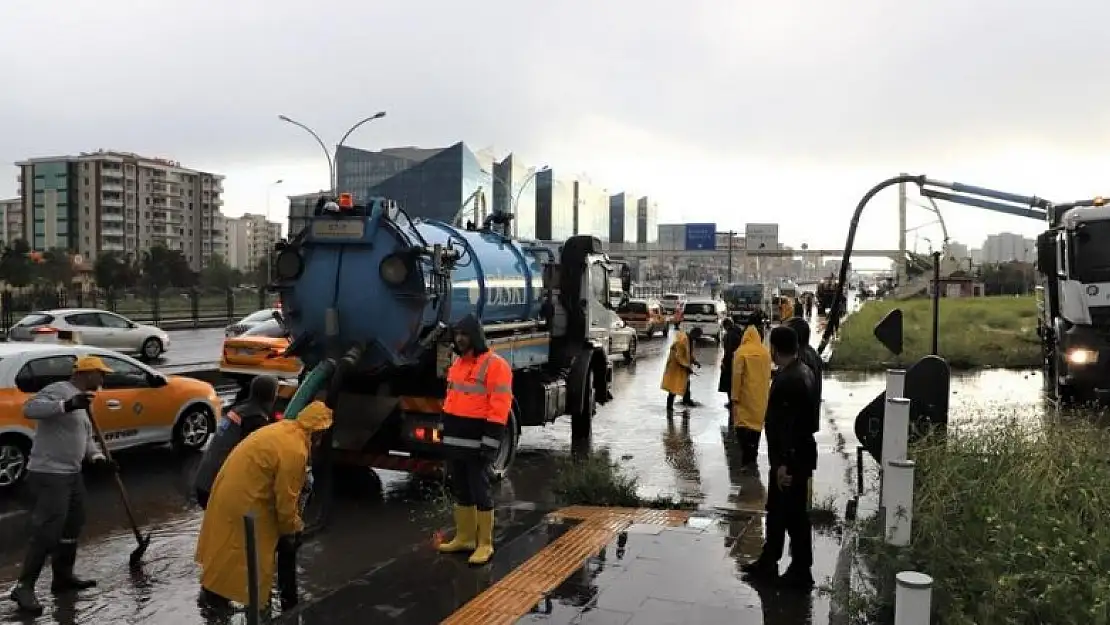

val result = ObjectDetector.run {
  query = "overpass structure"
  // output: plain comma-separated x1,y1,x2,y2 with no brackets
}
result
601,243,902,262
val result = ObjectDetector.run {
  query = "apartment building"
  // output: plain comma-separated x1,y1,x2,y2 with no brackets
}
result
0,198,23,245
225,213,282,272
14,150,226,270
981,232,1035,264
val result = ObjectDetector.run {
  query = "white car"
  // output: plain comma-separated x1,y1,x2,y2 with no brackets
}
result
8,309,172,360
679,298,729,343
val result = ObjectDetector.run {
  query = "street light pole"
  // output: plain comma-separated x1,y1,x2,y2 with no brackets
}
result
277,111,387,193
263,179,284,297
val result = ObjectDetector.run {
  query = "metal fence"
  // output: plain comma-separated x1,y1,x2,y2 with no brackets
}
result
629,283,713,299
0,286,271,334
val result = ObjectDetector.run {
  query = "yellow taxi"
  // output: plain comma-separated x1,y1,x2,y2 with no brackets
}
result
219,316,303,384
0,343,222,491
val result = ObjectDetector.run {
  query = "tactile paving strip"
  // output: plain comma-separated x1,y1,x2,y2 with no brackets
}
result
442,506,690,624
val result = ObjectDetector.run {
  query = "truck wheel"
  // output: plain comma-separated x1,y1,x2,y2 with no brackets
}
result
571,369,596,441
623,338,637,364
489,407,520,481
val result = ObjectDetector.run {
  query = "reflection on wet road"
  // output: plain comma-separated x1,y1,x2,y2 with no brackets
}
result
0,307,1052,624
148,328,227,372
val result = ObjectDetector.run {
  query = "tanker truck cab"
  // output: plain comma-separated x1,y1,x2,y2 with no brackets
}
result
273,193,614,481
1037,203,1110,404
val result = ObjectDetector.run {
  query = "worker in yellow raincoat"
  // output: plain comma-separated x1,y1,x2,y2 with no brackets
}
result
661,326,702,411
731,325,772,470
195,400,333,610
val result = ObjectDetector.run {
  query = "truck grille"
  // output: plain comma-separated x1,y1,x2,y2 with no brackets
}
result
1089,306,1110,329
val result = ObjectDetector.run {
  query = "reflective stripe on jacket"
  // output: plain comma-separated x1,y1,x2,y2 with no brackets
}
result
442,350,513,452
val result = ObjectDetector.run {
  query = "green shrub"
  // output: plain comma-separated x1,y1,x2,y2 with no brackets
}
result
851,420,1110,624
830,296,1040,370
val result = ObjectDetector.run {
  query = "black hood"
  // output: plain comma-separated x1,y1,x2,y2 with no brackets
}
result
247,375,279,404
453,314,489,354
783,316,811,345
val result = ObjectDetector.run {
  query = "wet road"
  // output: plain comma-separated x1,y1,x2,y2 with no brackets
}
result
0,307,1051,624
150,328,227,373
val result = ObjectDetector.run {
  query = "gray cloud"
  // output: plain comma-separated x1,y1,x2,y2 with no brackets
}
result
3,0,1108,201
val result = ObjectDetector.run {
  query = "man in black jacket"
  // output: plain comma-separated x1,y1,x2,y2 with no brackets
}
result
718,318,743,407
784,317,823,433
193,375,279,508
741,326,817,589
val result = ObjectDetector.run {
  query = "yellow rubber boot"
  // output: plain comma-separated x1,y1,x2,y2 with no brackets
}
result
468,510,495,565
438,506,477,553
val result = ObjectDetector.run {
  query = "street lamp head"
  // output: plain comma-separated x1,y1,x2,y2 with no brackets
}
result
278,114,292,122
372,111,386,119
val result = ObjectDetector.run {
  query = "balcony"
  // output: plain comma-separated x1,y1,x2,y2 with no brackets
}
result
151,183,168,196
101,180,124,192
100,195,123,207
101,224,125,236
101,211,124,222
100,240,125,252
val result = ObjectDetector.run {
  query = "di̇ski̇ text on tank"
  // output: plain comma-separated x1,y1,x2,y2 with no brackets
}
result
267,191,628,479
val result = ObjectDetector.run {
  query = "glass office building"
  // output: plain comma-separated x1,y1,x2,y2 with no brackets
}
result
534,169,575,241
608,192,638,244
337,143,490,224
492,154,539,240
573,177,610,240
636,196,659,243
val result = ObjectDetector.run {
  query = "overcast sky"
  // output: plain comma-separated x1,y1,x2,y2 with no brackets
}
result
3,0,1109,262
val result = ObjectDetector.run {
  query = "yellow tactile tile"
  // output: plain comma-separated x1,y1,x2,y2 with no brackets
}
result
442,506,691,624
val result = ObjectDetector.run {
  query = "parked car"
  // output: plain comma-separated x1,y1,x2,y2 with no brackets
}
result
617,298,669,340
679,298,729,343
0,343,222,491
8,309,171,360
219,317,302,397
598,310,637,364
225,308,281,337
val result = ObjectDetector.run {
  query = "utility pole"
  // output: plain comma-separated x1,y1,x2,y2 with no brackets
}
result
897,173,908,286
727,230,734,283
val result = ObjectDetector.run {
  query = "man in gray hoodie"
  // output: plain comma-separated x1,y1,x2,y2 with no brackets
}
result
10,354,114,616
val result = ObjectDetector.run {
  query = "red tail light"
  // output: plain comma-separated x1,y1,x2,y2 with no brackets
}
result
274,412,285,421
31,326,57,334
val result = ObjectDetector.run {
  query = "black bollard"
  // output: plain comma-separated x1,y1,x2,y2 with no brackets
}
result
243,514,261,625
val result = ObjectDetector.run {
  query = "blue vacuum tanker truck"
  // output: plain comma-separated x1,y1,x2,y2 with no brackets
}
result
270,193,621,480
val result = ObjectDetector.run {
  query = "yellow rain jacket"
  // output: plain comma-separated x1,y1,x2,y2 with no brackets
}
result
195,401,333,605
731,326,772,431
661,330,693,395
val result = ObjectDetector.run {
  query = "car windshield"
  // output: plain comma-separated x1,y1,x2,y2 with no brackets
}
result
242,318,288,338
15,313,54,327
662,295,681,302
1072,222,1110,283
684,303,716,315
241,309,277,324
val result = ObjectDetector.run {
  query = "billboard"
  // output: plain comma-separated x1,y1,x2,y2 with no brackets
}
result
745,223,779,252
685,223,717,250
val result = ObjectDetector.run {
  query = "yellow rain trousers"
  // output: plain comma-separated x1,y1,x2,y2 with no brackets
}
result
731,326,772,432
660,330,693,395
195,401,333,605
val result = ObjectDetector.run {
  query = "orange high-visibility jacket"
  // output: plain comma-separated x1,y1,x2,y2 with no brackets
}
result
442,350,513,452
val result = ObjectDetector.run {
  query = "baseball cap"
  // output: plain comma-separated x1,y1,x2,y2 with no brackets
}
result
74,355,113,374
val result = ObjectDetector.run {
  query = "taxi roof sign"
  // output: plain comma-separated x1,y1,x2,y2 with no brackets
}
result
338,193,354,209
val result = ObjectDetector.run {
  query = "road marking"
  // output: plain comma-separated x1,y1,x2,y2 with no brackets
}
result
442,506,689,624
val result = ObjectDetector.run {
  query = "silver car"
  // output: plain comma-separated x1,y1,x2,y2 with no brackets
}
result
225,308,281,337
8,308,171,360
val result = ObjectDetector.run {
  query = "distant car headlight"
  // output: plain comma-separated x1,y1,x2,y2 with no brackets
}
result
1066,348,1098,365
379,254,410,286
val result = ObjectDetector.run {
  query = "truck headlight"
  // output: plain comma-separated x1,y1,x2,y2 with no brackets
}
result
1066,348,1098,365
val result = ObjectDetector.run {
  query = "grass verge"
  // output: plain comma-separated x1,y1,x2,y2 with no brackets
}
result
551,449,698,510
829,295,1040,370
829,419,1110,624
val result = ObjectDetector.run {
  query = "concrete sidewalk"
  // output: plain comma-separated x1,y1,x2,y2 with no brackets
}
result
280,505,834,625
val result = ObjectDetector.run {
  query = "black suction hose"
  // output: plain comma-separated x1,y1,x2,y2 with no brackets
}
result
817,174,926,355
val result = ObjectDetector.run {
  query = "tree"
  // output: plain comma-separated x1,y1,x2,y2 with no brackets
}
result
199,254,237,292
93,251,138,291
249,257,271,287
140,245,195,290
38,248,75,287
0,239,35,288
